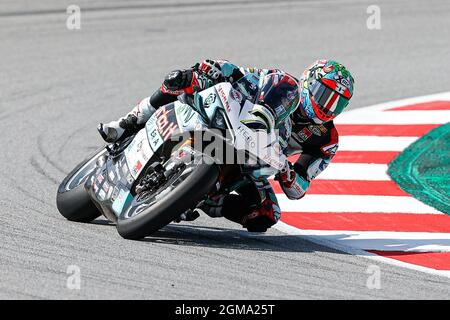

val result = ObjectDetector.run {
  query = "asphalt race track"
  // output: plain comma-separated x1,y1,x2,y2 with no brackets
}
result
1,0,450,299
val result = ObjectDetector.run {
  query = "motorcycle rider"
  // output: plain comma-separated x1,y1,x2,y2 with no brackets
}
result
98,59,354,232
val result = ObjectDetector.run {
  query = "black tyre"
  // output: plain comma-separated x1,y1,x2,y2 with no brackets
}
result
56,148,106,222
116,162,219,240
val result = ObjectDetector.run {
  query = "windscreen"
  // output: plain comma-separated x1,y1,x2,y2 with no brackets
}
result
231,73,260,103
257,73,300,125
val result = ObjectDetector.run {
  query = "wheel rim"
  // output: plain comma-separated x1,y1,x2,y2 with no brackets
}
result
121,156,199,220
64,149,106,191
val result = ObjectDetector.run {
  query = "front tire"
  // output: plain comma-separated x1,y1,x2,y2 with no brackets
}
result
56,148,105,222
116,163,219,240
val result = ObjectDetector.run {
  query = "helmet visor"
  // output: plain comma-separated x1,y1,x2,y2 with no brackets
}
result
309,80,349,119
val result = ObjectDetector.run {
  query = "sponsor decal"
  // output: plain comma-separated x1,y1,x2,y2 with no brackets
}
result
102,181,110,193
136,141,143,153
97,173,104,184
161,84,184,96
236,125,255,149
323,64,335,73
194,74,211,92
230,89,242,103
176,103,189,114
108,169,115,182
261,153,284,171
321,143,338,156
98,189,106,201
302,127,312,138
111,186,119,202
137,140,151,162
125,129,154,180
217,85,232,112
275,105,285,116
93,182,99,193
112,189,133,215
126,172,134,185
335,82,347,95
141,151,149,162
148,127,163,151
318,124,328,133
308,124,322,136
114,163,121,180
181,107,196,126
333,72,351,88
203,93,217,107
273,141,282,156
154,106,178,141
296,127,312,142
131,160,142,176
106,185,113,199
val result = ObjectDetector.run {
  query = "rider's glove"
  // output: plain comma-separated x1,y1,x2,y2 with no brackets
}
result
275,160,310,200
197,59,223,81
277,160,297,187
163,69,194,90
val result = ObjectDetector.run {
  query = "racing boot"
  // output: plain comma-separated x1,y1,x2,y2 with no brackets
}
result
98,97,156,143
173,209,201,223
174,195,243,224
194,195,227,218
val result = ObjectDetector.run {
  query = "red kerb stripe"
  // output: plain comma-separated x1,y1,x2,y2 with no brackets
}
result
369,251,450,270
332,151,399,164
385,101,450,111
280,212,450,233
271,180,408,196
335,124,438,136
287,151,399,165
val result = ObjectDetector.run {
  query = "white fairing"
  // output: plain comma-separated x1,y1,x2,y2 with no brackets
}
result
124,129,154,180
198,82,286,174
123,80,287,186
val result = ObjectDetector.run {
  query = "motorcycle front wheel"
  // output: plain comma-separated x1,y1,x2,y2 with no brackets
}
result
116,153,219,240
56,147,106,222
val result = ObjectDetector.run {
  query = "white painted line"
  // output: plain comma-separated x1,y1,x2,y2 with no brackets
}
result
277,194,442,214
316,163,390,181
336,110,450,125
275,92,450,278
338,136,418,151
272,229,450,253
343,91,450,114
275,222,450,278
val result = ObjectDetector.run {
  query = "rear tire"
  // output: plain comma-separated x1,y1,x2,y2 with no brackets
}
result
56,148,104,223
116,163,219,240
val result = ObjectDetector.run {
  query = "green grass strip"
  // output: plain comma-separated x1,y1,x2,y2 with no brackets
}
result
388,123,450,214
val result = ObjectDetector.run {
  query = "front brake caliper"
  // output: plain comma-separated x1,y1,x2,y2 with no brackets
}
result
135,163,165,193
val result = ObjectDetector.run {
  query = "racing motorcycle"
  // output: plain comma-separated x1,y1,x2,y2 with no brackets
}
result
56,72,298,239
